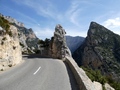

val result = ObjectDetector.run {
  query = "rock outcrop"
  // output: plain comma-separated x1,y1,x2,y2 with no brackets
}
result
0,13,24,27
15,24,39,54
0,23,22,71
0,13,40,54
73,22,120,81
50,24,71,59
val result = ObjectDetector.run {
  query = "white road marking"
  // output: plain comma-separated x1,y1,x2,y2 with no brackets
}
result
33,67,41,75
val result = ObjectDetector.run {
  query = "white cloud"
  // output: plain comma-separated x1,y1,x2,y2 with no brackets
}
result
12,0,82,26
13,0,57,19
103,17,120,28
69,9,81,26
11,0,88,38
66,0,82,26
16,11,38,24
102,17,120,35
32,26,54,40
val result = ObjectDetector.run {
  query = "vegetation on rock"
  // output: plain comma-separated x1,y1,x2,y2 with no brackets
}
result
0,16,12,36
0,16,10,30
82,66,120,90
38,38,50,48
81,66,107,84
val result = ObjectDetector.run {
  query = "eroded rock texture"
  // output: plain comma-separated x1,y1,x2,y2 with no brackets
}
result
0,13,39,54
0,25,22,70
51,24,71,59
73,22,120,81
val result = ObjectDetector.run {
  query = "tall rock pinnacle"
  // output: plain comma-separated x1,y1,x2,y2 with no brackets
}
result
51,24,71,59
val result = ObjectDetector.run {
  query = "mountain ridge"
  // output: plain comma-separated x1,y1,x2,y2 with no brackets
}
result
73,22,120,81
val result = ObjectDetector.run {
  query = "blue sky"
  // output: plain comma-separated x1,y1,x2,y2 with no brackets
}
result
0,0,120,40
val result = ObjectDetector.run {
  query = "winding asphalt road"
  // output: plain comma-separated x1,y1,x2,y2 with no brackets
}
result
0,55,78,90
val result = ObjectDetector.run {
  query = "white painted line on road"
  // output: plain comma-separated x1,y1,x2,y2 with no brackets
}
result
33,67,41,75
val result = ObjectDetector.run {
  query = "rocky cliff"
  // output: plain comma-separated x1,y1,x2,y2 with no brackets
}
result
0,16,22,70
14,24,39,54
50,24,71,59
0,13,39,54
73,22,120,81
66,36,84,53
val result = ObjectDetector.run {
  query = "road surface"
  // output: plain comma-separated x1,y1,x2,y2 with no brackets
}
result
0,55,78,90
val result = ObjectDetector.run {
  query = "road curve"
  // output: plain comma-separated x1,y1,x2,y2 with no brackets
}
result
0,55,78,90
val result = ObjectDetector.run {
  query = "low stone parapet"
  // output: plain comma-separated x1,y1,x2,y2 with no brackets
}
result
65,56,102,90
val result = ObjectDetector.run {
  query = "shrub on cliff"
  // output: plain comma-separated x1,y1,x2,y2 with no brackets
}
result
81,67,107,84
38,38,50,48
0,16,10,30
0,16,12,36
82,66,120,90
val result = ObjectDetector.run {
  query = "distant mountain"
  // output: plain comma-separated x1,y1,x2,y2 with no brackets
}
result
66,36,84,53
0,13,39,54
73,22,120,81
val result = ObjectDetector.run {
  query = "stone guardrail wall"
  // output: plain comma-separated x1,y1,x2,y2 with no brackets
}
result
65,56,102,90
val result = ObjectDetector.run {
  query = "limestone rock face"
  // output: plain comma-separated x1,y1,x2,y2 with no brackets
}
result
104,83,115,90
93,81,102,90
73,22,120,81
0,25,22,71
16,25,39,54
0,13,39,54
51,24,71,59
